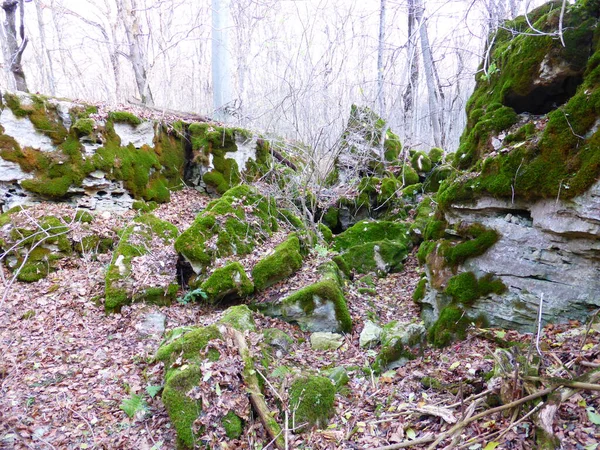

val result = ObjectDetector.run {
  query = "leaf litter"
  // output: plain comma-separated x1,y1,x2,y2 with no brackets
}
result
0,188,599,449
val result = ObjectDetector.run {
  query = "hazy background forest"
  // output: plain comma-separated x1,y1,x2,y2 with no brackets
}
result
1,0,548,154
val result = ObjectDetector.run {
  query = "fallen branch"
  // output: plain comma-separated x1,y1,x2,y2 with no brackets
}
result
535,367,600,446
226,326,286,450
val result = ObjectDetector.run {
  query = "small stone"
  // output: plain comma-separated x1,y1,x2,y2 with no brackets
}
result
101,211,111,220
137,312,166,336
359,320,382,348
310,332,344,351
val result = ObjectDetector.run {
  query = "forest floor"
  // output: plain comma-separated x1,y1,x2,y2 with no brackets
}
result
1,189,599,450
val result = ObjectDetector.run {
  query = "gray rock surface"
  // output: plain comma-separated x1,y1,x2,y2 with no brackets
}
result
425,181,600,331
114,121,155,148
136,312,166,336
359,320,382,348
310,332,344,351
0,107,55,152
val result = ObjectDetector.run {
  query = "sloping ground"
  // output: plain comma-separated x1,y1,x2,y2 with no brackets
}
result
1,189,599,449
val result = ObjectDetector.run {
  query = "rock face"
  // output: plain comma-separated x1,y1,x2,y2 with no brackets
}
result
419,1,600,337
0,92,273,212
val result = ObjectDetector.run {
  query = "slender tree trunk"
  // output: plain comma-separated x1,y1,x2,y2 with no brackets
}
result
118,0,154,105
376,0,386,117
2,0,28,92
403,0,419,148
33,0,56,96
415,0,442,148
212,0,233,121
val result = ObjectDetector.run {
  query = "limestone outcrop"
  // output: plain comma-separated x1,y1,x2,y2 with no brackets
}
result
0,92,273,212
417,1,600,339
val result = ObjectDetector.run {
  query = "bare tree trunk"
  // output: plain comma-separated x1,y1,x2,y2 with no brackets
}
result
376,0,386,117
118,0,154,105
402,0,419,148
212,0,234,121
415,0,442,148
33,0,55,95
2,0,28,92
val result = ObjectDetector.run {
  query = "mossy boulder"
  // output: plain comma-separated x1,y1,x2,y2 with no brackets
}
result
0,93,186,205
219,305,256,332
175,185,279,279
200,262,254,304
373,321,426,373
439,1,600,204
289,375,336,431
0,210,71,282
155,325,248,448
258,261,352,333
104,214,179,313
252,234,303,291
334,220,412,275
410,151,432,174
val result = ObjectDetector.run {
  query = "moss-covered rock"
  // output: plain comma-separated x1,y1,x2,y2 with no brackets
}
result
175,185,279,279
200,262,254,304
252,234,303,291
0,211,72,282
373,321,425,373
261,278,352,333
259,260,352,333
410,150,432,173
440,1,600,204
104,214,179,313
334,220,412,275
289,375,336,431
219,305,256,332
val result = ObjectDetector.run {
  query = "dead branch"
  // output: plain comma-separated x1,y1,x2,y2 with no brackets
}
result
226,326,286,450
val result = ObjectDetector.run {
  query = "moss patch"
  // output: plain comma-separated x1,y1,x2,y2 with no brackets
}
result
252,234,303,291
176,185,279,278
104,214,179,313
200,262,254,304
289,375,335,430
219,305,256,332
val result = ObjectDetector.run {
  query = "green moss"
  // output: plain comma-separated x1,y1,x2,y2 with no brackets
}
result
105,214,179,313
219,305,256,332
132,200,159,212
428,147,444,163
413,278,427,302
446,270,508,305
162,365,203,449
108,111,143,126
397,164,420,186
278,279,352,333
176,185,278,276
252,234,303,291
427,306,471,348
318,223,333,243
420,376,443,390
289,376,335,430
332,255,352,279
384,129,402,161
334,220,410,252
442,227,499,267
411,151,432,173
156,325,222,369
442,3,600,204
340,240,408,275
4,93,68,145
445,272,480,305
74,210,93,223
200,262,254,304
72,118,95,137
417,240,437,265
222,411,243,439
322,207,339,230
